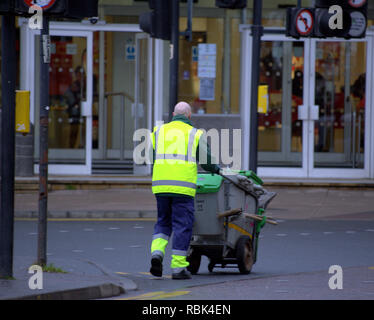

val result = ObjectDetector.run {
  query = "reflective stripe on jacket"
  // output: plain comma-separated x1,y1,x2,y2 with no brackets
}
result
151,120,203,197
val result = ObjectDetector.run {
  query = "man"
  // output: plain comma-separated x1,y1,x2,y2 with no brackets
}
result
150,101,220,280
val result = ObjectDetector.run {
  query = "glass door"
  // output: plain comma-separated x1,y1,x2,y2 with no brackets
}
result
310,38,371,178
34,29,93,175
255,33,310,178
258,40,305,167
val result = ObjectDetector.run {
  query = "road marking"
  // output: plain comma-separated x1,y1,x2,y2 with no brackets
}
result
138,272,171,279
133,226,144,229
108,227,120,230
130,245,142,248
83,228,94,232
119,290,190,300
119,291,166,300
275,279,289,282
323,232,334,235
346,231,356,234
72,250,83,253
274,290,289,293
104,247,115,250
149,291,190,300
28,232,37,235
59,230,69,233
276,233,287,237
115,272,129,275
365,229,374,232
299,233,310,236
368,267,374,270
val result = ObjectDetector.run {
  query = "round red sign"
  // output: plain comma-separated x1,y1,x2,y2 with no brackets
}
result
295,9,314,36
348,0,367,8
23,0,56,10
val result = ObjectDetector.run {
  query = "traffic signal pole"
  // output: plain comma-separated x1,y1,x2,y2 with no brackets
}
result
169,0,180,121
0,15,17,279
38,16,50,267
249,0,263,173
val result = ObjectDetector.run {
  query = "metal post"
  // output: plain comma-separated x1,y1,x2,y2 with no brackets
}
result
120,95,125,161
0,15,17,278
38,16,50,267
169,0,180,121
249,0,263,172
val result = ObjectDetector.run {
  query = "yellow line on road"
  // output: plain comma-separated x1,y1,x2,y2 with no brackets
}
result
369,267,374,270
149,291,190,300
119,290,190,300
138,272,172,279
115,272,130,275
119,291,165,300
15,218,156,222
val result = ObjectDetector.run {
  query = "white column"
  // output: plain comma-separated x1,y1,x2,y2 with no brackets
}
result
154,39,165,125
239,25,252,171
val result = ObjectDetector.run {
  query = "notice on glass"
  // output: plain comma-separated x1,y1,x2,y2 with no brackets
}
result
198,43,217,79
199,78,215,101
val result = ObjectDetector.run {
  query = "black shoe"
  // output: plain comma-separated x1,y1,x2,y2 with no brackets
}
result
172,269,192,280
150,255,163,277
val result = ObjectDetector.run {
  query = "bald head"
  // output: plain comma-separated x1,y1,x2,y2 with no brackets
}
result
173,101,192,119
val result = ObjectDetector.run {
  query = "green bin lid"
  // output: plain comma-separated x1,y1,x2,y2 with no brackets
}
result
196,174,223,194
236,170,263,185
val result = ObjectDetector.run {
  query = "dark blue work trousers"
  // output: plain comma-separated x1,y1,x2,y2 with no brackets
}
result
153,195,195,253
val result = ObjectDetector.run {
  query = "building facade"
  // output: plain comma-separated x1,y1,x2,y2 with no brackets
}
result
4,0,374,179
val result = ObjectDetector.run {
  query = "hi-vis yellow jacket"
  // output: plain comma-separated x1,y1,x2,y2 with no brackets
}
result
151,119,203,197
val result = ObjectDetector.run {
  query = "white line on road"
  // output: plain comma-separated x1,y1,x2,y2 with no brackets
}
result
323,232,334,235
275,279,289,282
108,227,120,230
346,231,356,234
104,248,115,250
365,229,374,232
299,233,310,236
276,234,287,237
129,245,142,248
59,230,69,233
28,232,37,235
72,250,84,253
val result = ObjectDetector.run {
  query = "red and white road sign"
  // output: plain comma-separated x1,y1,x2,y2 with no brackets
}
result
23,0,56,10
348,0,367,8
296,9,314,36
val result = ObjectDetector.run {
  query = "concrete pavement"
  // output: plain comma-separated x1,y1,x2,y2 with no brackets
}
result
0,255,137,300
14,185,374,221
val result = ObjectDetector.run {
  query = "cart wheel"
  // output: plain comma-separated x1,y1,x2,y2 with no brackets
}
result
236,236,254,274
187,249,201,275
208,261,215,273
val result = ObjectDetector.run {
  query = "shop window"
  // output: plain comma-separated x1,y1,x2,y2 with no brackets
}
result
178,17,241,114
